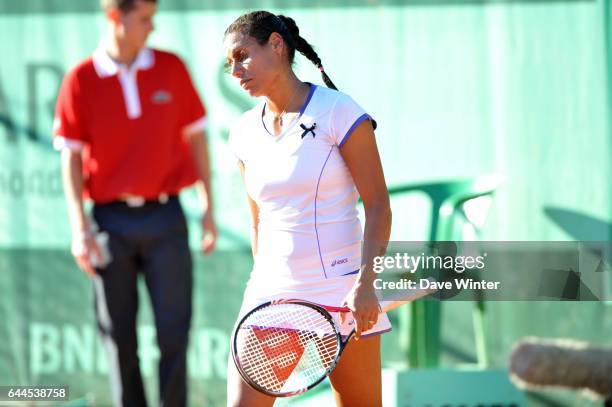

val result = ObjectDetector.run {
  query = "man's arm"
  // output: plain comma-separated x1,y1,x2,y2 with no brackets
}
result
188,130,217,254
61,148,101,276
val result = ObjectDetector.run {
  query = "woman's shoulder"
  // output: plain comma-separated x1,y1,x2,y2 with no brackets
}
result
312,86,360,111
313,85,345,102
233,102,263,127
311,87,365,118
229,102,263,141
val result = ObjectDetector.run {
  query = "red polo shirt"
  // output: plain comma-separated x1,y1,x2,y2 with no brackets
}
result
53,48,206,203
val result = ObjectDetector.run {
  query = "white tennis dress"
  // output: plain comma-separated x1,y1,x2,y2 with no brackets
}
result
229,84,391,337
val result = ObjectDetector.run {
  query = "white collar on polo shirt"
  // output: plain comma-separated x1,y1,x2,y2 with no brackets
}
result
92,44,154,78
92,44,155,119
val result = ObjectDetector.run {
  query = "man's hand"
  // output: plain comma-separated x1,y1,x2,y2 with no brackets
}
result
71,231,102,277
201,212,217,255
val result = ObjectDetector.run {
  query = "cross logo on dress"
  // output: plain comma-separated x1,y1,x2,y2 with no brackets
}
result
300,123,316,139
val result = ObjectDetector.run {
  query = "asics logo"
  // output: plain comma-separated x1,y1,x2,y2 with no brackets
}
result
331,258,348,267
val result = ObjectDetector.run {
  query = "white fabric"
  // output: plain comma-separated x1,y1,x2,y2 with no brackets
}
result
229,85,373,282
237,273,392,338
92,43,154,78
92,44,154,119
182,116,208,139
229,85,384,336
53,135,85,152
53,117,85,151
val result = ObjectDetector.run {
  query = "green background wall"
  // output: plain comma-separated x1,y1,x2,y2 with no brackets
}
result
1,0,611,405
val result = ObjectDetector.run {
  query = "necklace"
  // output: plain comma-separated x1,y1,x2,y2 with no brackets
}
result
267,83,304,134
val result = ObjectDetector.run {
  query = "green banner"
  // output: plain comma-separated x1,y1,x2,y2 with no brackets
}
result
0,0,595,14
1,1,611,406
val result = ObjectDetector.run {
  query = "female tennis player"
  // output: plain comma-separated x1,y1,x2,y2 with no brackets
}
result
224,11,392,407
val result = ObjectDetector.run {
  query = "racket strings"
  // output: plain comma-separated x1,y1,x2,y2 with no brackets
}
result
235,303,340,393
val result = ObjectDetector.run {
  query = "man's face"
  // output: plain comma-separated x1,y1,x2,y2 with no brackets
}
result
117,1,156,50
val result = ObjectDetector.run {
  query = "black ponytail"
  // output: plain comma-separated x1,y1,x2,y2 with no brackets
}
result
225,10,337,90
276,15,338,90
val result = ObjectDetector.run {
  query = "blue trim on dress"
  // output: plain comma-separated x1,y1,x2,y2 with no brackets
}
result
315,146,334,279
338,113,372,148
341,270,360,276
299,83,317,115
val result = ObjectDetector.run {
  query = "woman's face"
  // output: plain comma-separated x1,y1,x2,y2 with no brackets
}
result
224,32,282,97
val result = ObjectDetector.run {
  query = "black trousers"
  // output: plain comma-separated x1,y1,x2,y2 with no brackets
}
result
92,197,192,407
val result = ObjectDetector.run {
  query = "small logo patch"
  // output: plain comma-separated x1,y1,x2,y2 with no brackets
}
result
151,90,172,104
300,123,316,139
331,257,349,267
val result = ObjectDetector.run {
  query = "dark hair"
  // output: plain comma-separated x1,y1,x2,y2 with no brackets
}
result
224,10,337,90
100,0,156,13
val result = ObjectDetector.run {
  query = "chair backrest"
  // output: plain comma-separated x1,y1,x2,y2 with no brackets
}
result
387,175,502,368
387,174,502,241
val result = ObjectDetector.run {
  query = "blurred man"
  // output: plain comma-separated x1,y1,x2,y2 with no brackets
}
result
53,0,216,405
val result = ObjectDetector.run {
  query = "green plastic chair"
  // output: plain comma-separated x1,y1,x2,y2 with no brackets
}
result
386,175,501,368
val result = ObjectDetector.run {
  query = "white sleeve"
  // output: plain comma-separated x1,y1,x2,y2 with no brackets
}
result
53,135,85,152
330,93,374,147
182,116,208,139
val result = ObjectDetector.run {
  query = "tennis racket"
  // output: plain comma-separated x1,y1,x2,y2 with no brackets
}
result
231,285,435,397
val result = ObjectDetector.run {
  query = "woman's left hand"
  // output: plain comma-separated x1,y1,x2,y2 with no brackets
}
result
341,280,381,340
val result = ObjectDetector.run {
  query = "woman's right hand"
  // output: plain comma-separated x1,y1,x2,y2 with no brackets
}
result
340,279,381,340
